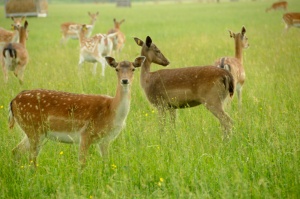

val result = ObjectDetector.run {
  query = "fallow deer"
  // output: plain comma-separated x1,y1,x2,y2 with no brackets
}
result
9,56,145,168
0,16,26,45
107,18,126,55
74,24,117,76
60,12,99,45
1,21,29,84
214,26,249,108
134,36,235,136
266,1,288,12
282,12,300,33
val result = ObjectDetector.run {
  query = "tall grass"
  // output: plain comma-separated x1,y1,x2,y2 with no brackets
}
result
0,1,299,198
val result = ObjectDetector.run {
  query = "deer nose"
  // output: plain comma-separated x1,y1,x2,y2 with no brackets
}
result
121,79,129,85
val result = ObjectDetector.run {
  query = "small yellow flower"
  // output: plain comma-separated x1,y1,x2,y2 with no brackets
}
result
151,110,155,113
89,196,93,199
20,165,24,169
159,177,164,182
0,105,3,109
111,164,117,170
59,151,64,155
145,113,148,117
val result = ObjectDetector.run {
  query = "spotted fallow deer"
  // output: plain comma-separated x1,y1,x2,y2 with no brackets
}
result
282,12,300,33
0,17,26,45
214,26,249,108
134,36,235,135
73,24,118,76
266,1,288,12
107,18,126,55
1,21,29,84
9,56,145,168
60,12,99,45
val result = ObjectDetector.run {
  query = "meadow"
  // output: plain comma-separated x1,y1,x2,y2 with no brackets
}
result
0,0,299,198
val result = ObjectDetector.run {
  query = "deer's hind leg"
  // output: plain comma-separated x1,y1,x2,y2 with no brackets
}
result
205,101,233,137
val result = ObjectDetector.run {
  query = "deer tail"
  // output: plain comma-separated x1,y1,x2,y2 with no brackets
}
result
223,71,235,98
3,43,17,59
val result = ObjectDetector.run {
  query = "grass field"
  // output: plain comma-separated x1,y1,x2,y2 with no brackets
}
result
0,0,299,198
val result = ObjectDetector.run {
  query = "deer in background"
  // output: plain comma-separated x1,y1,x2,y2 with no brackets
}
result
9,56,145,168
214,26,249,108
1,21,29,84
107,18,126,55
73,24,117,76
134,36,235,136
60,12,99,45
266,1,288,12
282,12,300,33
0,17,26,45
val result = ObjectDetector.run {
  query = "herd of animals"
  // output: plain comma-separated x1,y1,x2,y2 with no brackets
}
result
0,1,299,168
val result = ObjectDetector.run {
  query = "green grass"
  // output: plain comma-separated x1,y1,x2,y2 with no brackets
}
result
0,1,299,198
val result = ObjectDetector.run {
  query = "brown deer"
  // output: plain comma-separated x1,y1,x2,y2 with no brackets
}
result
266,1,288,12
0,17,26,45
134,36,235,136
282,12,300,33
214,26,249,108
107,18,126,55
9,56,145,168
1,21,29,84
60,12,99,45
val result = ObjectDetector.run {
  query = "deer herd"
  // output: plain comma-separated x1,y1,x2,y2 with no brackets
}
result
0,1,299,168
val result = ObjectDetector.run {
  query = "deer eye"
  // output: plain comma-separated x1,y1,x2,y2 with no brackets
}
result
132,68,135,72
115,68,119,72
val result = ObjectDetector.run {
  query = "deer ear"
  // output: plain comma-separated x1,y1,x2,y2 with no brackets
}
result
24,21,28,28
105,56,118,68
133,56,146,68
134,37,144,46
146,36,152,48
241,26,246,36
228,30,235,38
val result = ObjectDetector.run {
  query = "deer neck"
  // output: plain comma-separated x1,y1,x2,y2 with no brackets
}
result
19,28,26,47
111,83,131,126
140,57,152,86
234,37,243,64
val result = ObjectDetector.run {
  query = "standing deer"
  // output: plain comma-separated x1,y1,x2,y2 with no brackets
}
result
134,36,235,135
1,21,29,84
282,12,300,33
0,16,26,45
266,1,288,12
9,56,145,168
60,12,99,45
107,18,126,55
214,26,249,108
74,24,117,76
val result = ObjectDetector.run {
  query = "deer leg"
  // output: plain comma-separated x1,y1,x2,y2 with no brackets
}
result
98,139,110,160
100,57,106,76
92,62,98,76
79,136,92,168
15,65,26,85
236,84,243,108
205,103,233,137
28,135,44,167
12,135,30,161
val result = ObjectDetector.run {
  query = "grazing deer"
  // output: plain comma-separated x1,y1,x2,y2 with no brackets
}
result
266,1,288,12
9,56,145,168
74,24,117,76
134,36,235,135
282,12,300,33
214,26,249,108
60,12,99,45
1,21,29,84
107,18,126,55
